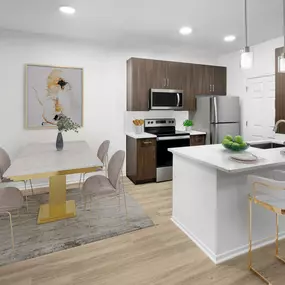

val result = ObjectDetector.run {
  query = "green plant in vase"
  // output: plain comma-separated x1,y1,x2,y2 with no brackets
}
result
183,120,194,131
54,114,80,151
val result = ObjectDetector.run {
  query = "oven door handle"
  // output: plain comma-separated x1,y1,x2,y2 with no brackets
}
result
177,93,180,107
157,136,190,141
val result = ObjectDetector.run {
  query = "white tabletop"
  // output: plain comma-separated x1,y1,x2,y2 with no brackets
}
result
169,143,285,173
4,141,103,180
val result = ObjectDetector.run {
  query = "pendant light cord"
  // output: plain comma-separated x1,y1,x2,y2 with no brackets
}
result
245,0,248,48
283,0,285,54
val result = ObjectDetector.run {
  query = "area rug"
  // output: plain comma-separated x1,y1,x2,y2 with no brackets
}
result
0,188,154,266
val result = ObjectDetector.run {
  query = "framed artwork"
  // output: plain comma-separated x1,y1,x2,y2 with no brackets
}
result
25,64,83,129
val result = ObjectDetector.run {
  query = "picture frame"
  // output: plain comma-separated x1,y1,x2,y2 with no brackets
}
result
25,64,84,129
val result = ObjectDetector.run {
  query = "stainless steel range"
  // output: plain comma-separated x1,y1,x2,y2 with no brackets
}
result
145,119,190,182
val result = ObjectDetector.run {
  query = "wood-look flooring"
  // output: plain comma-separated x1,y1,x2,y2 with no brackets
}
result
0,179,284,285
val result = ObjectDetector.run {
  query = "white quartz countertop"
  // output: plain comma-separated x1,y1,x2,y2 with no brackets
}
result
126,129,206,139
169,140,285,173
186,130,207,136
126,132,157,139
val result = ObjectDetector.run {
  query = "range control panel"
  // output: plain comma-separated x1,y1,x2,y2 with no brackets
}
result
144,119,176,128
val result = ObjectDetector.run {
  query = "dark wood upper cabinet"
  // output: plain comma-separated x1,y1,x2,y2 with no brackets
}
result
193,64,212,95
127,58,152,111
275,47,285,134
193,65,227,96
213,66,227,95
127,58,227,111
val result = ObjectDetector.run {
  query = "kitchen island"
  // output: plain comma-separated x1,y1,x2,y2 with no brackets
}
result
169,143,285,264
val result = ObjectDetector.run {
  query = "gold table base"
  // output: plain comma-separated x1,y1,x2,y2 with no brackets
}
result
37,175,76,224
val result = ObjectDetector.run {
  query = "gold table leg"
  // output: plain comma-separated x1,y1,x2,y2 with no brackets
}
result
37,175,76,224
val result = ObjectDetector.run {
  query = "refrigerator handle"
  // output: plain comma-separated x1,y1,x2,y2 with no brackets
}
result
213,97,218,123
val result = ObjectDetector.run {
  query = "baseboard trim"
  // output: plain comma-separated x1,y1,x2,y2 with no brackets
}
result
171,216,285,264
171,217,218,264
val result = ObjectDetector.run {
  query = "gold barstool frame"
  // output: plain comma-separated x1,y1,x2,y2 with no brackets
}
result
249,181,285,284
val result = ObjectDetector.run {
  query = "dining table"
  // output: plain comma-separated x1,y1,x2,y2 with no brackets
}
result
4,141,103,224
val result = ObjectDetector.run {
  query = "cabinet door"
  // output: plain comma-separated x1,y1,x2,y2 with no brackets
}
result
151,60,168,89
137,139,156,181
190,135,206,146
213,66,227,95
193,65,213,95
166,62,187,89
183,64,196,111
127,58,152,111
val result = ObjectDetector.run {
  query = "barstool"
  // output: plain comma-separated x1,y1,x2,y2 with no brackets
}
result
248,171,285,284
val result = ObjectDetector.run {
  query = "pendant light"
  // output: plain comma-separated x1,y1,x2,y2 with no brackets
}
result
278,0,285,73
240,0,253,70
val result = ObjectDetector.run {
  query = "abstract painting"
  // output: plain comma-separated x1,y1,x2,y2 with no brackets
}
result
25,64,83,129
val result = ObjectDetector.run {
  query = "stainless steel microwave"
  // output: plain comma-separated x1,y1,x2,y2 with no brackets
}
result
149,89,183,110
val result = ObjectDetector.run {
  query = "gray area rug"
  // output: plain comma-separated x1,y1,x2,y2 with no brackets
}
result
0,188,154,266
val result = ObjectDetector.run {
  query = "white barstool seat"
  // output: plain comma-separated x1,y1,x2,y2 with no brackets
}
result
248,171,285,284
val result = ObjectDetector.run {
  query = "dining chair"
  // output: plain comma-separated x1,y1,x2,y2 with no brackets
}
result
79,140,110,189
248,171,285,284
82,150,127,218
0,147,34,209
0,187,24,253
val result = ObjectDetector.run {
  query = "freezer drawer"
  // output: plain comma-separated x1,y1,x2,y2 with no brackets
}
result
210,123,240,144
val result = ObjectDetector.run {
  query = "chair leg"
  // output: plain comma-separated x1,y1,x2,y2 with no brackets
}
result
275,213,285,263
7,212,15,253
23,180,29,212
29,179,34,195
248,196,271,284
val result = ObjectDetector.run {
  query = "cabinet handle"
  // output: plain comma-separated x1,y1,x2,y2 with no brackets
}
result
210,85,212,92
167,78,169,87
142,141,152,145
213,84,215,92
163,78,166,87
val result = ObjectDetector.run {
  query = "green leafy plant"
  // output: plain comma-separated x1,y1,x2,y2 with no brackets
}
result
183,120,194,127
55,114,80,133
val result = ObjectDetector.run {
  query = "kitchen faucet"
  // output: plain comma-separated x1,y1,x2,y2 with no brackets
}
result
273,120,285,132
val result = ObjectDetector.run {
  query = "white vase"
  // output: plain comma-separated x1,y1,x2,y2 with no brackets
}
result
134,125,143,134
186,126,192,132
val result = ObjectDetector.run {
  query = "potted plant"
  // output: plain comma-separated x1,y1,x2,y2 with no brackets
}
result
183,120,194,132
54,114,80,151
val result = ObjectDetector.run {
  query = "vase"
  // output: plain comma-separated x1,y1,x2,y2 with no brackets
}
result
134,125,143,134
56,132,64,151
186,126,192,132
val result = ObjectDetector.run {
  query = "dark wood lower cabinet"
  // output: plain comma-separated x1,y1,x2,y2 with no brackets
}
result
190,135,206,146
126,136,156,184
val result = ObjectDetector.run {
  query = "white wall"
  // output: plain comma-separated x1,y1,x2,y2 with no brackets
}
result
0,30,217,186
218,37,283,140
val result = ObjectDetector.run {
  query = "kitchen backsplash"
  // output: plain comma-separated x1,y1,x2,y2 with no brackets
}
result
125,111,194,133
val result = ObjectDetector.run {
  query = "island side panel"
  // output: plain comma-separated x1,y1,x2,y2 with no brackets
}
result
216,168,285,263
172,154,218,262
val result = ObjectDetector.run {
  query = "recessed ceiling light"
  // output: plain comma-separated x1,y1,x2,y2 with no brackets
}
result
179,27,193,36
224,35,236,42
59,6,76,15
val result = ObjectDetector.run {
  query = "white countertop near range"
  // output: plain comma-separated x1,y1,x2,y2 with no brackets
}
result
126,129,206,139
125,132,157,139
169,140,285,173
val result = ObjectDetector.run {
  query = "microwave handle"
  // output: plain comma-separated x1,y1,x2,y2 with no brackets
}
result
177,93,180,107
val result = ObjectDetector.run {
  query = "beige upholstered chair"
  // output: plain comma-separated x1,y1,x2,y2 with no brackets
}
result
82,150,127,217
79,140,110,188
248,170,285,284
0,147,34,192
0,147,34,209
0,187,24,253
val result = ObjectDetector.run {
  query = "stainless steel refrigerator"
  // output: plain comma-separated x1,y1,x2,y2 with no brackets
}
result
193,96,240,144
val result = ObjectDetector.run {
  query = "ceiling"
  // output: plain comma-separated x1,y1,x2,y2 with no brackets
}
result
0,0,283,55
